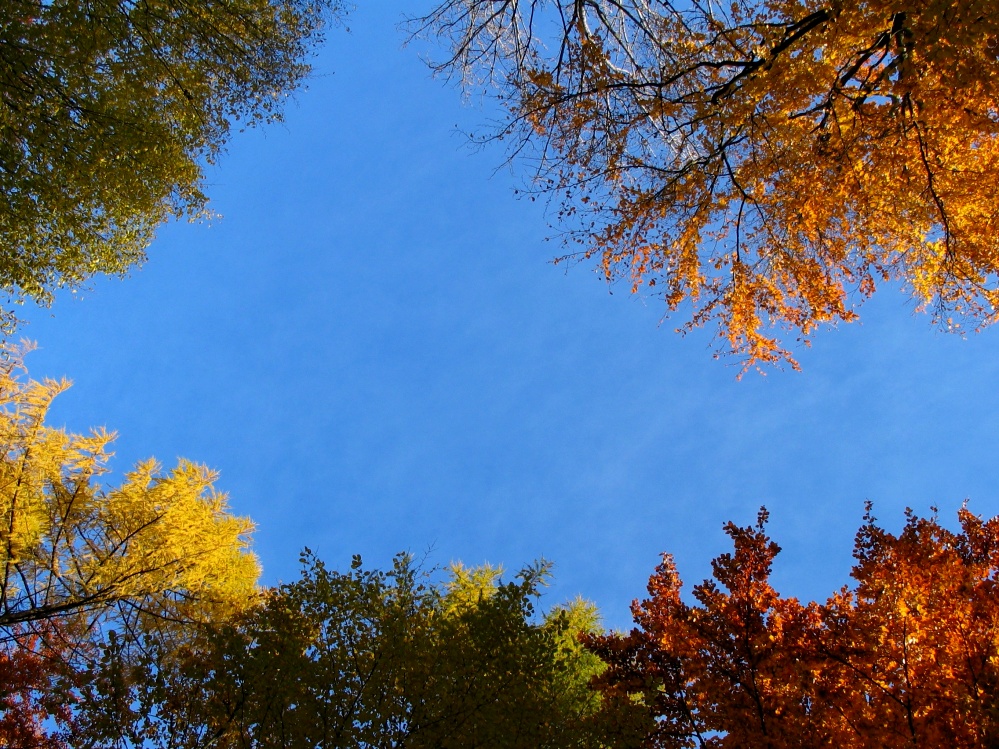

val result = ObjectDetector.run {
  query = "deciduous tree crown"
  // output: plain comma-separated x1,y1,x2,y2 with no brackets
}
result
418,0,999,368
587,507,999,747
0,0,343,324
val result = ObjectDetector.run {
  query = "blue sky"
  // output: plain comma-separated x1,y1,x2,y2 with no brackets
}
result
20,4,999,630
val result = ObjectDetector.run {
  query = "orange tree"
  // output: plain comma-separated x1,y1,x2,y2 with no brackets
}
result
0,623,79,749
585,507,999,747
417,0,999,368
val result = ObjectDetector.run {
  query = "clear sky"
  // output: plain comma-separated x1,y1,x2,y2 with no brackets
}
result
19,4,999,631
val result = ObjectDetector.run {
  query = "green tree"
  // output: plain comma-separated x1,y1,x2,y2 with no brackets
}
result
78,552,649,748
0,0,344,324
416,0,999,369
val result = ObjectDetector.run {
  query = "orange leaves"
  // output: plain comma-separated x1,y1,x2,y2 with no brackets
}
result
813,508,999,746
424,0,999,369
586,507,999,748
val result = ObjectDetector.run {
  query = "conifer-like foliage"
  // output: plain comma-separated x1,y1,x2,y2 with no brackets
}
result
0,347,259,747
0,0,343,324
586,507,999,747
0,346,259,639
419,0,999,368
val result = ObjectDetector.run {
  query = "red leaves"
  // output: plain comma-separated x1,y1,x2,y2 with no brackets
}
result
0,625,79,749
587,507,999,748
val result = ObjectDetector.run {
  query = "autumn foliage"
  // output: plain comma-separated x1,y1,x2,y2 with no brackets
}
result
0,625,77,749
0,348,259,636
585,507,999,747
0,348,259,746
420,0,999,368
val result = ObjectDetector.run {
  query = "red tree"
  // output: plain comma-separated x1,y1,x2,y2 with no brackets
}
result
0,624,79,749
586,507,999,748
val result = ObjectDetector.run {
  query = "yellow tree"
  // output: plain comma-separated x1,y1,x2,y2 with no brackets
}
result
417,0,999,368
0,346,260,641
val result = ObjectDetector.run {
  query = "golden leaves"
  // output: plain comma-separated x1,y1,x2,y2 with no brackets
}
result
426,0,999,368
0,344,259,635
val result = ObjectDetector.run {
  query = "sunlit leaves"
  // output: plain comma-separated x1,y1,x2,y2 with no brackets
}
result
586,507,999,747
0,0,343,323
0,345,260,747
419,0,999,368
0,344,260,640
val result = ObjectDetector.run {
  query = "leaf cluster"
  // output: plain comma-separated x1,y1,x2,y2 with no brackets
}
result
586,506,999,747
0,0,343,320
0,344,261,746
0,346,260,641
417,0,999,369
77,551,649,748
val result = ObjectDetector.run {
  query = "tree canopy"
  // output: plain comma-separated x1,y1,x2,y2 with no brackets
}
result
76,552,649,749
0,347,260,747
586,507,999,747
418,0,999,368
0,0,343,324
0,353,260,637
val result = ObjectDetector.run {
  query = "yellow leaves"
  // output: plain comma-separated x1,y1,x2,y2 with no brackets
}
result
526,69,554,89
91,459,259,619
442,562,503,614
0,344,259,633
0,366,97,570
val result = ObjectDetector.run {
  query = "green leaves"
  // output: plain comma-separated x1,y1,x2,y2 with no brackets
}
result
82,551,643,749
0,0,344,319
